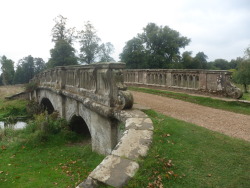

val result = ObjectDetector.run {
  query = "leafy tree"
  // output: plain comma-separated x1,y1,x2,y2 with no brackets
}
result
229,57,243,69
120,37,146,69
233,46,250,93
181,51,208,69
48,15,78,68
0,55,15,85
120,23,190,69
47,39,78,68
193,52,208,69
233,60,250,93
51,15,76,44
181,51,193,69
212,59,230,70
99,42,115,62
13,55,46,84
34,58,46,74
78,21,101,64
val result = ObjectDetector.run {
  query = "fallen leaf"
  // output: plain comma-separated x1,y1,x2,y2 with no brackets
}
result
207,174,212,177
0,171,3,174
22,145,26,149
1,145,6,150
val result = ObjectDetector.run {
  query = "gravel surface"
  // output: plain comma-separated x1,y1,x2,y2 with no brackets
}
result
131,91,250,142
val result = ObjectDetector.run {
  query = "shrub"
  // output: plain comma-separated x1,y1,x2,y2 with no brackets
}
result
24,82,38,92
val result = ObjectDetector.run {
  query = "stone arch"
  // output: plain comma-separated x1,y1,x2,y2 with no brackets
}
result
69,115,91,138
40,98,54,114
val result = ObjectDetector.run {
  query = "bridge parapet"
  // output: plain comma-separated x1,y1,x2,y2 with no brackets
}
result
124,69,243,99
31,63,133,109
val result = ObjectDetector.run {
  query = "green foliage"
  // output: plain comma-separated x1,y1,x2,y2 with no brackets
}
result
51,15,76,44
13,55,45,84
127,110,250,188
0,99,28,121
120,23,190,69
181,51,208,69
0,55,15,85
233,60,250,93
78,21,101,64
24,82,38,92
47,39,78,68
99,42,115,62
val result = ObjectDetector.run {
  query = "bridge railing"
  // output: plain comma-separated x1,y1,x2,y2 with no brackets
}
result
124,69,243,99
30,63,133,109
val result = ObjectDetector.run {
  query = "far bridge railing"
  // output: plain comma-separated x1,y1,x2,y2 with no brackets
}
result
124,69,242,99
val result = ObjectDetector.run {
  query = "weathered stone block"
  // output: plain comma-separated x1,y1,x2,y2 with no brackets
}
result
114,109,148,122
89,155,139,188
125,118,153,131
112,129,153,160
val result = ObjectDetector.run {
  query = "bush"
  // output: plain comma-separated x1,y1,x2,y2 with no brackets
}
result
25,82,38,92
24,112,68,143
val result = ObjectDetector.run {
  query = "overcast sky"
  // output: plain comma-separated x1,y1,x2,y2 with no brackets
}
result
0,0,249,65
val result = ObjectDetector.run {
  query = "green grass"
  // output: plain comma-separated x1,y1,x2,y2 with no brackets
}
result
0,99,28,120
126,110,250,188
0,114,104,188
129,87,250,115
241,92,250,101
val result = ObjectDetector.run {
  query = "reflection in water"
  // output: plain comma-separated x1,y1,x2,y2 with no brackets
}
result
0,121,27,129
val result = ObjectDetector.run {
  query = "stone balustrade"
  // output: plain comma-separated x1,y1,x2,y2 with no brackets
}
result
31,63,133,109
124,69,243,99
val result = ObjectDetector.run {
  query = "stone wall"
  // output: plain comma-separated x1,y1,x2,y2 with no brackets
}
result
124,69,243,99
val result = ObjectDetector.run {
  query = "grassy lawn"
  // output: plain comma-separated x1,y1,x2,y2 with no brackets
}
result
241,92,250,101
0,132,104,188
0,85,104,187
126,110,250,188
129,87,250,115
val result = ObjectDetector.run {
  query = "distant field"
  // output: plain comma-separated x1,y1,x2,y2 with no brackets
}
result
0,85,24,99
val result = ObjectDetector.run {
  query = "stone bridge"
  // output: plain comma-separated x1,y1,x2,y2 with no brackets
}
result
124,69,243,98
30,63,154,187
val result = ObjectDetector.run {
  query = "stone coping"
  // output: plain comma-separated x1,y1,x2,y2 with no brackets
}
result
77,108,154,188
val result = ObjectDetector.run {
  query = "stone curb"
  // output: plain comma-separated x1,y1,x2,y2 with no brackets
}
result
77,109,153,188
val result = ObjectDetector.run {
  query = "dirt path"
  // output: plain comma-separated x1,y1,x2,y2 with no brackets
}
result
131,91,250,142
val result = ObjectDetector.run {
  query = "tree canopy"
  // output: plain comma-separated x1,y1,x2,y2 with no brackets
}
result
233,46,250,93
13,55,46,84
47,39,78,68
0,56,15,85
120,23,190,69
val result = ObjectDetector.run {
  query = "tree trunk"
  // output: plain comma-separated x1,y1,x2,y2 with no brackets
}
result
243,84,248,93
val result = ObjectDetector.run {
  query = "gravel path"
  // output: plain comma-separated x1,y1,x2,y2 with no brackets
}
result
131,91,250,142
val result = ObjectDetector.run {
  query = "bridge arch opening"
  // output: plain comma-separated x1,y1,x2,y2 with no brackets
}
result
41,98,54,114
69,115,91,138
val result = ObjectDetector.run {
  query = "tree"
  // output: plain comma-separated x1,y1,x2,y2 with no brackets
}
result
99,42,115,62
233,60,250,93
212,59,230,70
0,56,15,85
13,55,46,84
47,39,78,68
48,15,78,68
232,46,250,93
193,52,208,69
34,58,46,74
51,15,76,44
120,37,146,69
181,51,193,69
78,21,101,64
120,23,190,69
229,57,243,69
